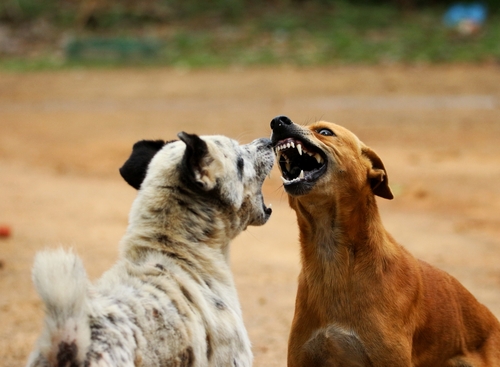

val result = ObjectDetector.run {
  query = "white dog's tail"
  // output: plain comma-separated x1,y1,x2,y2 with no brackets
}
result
27,248,91,366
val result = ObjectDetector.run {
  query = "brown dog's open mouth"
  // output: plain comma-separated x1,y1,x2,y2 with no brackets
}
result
275,138,327,186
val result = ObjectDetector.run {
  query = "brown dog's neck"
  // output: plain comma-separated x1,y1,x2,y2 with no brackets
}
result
291,192,397,275
290,192,402,325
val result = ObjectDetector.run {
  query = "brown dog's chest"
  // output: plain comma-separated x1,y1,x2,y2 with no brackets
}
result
300,256,386,322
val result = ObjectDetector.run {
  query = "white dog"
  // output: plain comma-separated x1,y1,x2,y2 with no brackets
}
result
27,132,274,367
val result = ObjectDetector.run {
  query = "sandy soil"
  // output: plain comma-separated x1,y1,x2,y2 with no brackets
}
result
1,65,500,366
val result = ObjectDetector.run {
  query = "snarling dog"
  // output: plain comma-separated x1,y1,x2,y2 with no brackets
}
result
27,132,274,367
270,116,500,367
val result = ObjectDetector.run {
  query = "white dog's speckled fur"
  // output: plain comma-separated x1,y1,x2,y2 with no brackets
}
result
27,133,274,367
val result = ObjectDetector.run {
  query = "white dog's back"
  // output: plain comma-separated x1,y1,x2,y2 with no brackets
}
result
28,249,91,366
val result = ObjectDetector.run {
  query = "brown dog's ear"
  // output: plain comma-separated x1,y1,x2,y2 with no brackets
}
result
362,146,394,200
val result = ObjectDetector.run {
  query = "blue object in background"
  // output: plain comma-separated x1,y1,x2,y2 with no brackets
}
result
443,3,487,27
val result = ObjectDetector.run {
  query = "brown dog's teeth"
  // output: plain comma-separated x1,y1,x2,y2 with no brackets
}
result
315,154,323,164
297,144,303,156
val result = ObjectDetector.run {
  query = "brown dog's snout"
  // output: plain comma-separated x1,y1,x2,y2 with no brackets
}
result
270,115,293,130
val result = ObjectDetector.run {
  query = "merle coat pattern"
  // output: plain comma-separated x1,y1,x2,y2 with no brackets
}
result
27,132,274,367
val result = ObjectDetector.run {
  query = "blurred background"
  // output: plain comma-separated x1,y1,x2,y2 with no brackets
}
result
0,0,498,68
1,1,500,367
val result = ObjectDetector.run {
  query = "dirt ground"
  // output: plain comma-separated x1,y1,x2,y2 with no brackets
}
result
1,65,500,366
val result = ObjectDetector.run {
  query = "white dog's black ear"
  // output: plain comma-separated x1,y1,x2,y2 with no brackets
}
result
362,146,394,200
178,132,216,191
120,140,166,189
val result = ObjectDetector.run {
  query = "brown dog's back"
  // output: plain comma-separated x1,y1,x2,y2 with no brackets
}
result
413,260,500,366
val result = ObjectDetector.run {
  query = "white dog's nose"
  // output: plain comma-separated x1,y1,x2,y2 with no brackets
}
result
255,137,273,150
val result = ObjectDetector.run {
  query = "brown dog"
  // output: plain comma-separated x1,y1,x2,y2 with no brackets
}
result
270,116,500,367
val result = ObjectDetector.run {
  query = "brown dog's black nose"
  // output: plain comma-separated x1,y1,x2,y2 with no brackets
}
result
270,115,293,130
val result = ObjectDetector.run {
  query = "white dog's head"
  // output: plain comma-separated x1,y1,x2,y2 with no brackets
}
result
119,133,274,246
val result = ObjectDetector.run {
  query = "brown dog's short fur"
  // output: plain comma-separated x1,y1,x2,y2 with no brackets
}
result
270,116,500,367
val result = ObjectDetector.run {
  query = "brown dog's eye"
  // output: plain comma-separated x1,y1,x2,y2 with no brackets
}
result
317,128,335,137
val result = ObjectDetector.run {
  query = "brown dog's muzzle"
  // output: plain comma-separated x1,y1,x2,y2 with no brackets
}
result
270,116,327,196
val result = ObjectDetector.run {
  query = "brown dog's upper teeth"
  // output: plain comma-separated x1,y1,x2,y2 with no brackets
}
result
275,138,326,184
276,141,307,156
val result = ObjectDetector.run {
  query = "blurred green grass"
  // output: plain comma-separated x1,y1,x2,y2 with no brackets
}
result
0,1,499,70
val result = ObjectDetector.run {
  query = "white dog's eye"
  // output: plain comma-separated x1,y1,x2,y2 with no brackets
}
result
317,128,335,137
